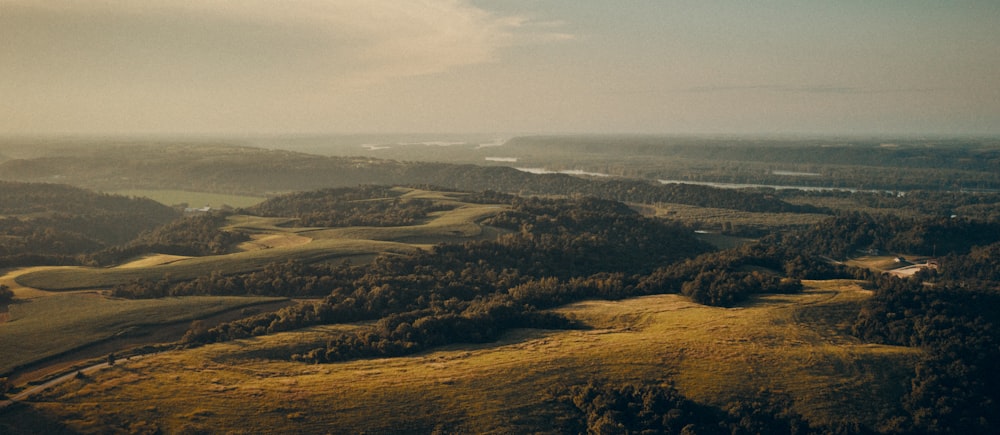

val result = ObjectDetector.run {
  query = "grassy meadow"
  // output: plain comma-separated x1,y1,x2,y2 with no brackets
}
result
20,280,921,433
0,293,283,375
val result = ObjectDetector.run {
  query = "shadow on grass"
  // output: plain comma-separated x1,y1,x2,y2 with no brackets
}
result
0,402,79,435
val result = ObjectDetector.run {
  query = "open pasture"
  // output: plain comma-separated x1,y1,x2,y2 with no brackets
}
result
22,280,920,433
0,293,283,375
13,238,422,291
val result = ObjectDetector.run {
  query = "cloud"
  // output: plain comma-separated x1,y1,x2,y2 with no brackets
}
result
681,85,943,95
0,0,572,91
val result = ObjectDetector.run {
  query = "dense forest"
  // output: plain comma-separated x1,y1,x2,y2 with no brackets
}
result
781,212,1000,260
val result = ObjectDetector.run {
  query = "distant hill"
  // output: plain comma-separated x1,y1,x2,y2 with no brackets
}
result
0,143,821,214
0,181,179,263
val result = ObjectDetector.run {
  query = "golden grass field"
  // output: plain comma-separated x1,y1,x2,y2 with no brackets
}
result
16,280,921,434
0,292,284,375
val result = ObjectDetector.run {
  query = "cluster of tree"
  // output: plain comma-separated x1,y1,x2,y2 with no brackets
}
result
784,212,1000,260
0,181,173,219
291,295,573,363
560,380,819,435
679,270,801,306
853,276,1000,434
246,186,453,227
632,242,850,307
0,284,13,304
926,241,1000,284
0,181,179,267
112,259,353,299
87,212,249,266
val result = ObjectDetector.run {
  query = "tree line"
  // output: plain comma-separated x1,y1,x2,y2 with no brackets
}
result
246,186,454,227
0,181,179,268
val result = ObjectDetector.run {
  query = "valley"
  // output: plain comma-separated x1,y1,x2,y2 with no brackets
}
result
0,137,998,433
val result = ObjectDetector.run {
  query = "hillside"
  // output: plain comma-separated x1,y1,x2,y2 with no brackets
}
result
0,142,823,215
0,182,179,265
4,282,919,434
1,175,998,432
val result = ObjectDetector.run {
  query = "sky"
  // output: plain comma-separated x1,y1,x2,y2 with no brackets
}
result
2,0,999,136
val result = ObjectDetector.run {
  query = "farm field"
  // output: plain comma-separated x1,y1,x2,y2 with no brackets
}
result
14,280,921,434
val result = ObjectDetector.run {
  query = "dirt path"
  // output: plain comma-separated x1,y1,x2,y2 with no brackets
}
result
10,362,110,402
1,359,120,411
3,298,295,402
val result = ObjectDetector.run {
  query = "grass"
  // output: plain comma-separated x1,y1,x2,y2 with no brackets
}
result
19,280,921,433
14,194,509,291
0,293,283,375
109,189,266,209
15,238,422,291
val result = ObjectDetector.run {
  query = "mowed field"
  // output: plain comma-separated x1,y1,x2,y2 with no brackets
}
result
16,280,921,434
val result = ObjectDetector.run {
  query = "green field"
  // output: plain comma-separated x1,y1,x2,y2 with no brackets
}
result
14,238,421,291
19,281,921,433
0,293,283,375
109,189,267,209
14,191,509,291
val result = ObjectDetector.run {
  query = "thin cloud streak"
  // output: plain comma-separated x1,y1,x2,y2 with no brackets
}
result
679,85,946,95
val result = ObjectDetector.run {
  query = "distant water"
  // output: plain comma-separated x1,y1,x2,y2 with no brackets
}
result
658,179,889,193
515,167,611,177
771,170,820,177
250,134,511,155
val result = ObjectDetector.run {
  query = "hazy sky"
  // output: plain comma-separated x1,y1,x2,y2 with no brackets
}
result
2,0,999,136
